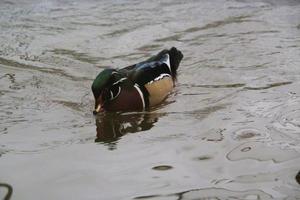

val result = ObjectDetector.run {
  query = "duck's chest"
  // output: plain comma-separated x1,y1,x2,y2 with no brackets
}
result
104,85,145,111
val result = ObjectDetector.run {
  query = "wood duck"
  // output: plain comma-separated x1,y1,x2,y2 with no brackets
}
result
92,47,183,114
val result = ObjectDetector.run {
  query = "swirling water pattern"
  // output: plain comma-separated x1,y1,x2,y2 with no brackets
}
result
0,0,300,199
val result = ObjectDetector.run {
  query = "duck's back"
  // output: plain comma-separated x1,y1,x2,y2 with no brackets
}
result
121,55,173,107
128,55,171,85
118,48,183,108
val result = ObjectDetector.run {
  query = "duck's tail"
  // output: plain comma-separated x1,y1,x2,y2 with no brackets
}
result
146,47,183,78
168,47,183,78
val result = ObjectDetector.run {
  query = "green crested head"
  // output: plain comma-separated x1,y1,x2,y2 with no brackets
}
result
91,68,115,99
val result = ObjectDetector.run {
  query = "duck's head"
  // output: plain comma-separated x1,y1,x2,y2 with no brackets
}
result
91,68,116,114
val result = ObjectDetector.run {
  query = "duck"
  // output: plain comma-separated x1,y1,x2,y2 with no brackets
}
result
92,47,183,114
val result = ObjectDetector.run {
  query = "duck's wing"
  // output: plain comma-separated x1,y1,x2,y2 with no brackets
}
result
119,49,169,74
120,47,182,79
128,54,172,86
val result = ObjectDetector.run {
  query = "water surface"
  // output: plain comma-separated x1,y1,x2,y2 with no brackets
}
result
1,0,300,199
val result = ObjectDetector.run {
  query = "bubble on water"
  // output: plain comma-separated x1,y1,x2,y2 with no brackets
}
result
152,165,173,171
241,147,251,152
195,155,213,161
202,128,225,142
232,128,268,141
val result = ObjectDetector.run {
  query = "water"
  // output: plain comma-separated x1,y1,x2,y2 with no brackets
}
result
1,0,300,199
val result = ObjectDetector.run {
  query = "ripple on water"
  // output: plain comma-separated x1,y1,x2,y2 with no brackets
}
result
0,148,10,157
0,182,13,200
232,168,300,198
233,167,300,185
244,81,293,90
227,141,300,163
134,187,273,200
271,101,300,141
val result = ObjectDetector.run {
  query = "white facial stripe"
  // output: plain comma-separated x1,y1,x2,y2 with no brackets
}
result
112,78,127,85
134,84,145,110
162,54,171,73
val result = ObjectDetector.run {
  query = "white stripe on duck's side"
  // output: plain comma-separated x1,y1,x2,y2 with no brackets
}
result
134,84,145,110
147,73,171,84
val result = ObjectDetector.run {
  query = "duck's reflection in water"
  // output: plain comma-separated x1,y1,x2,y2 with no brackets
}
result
95,112,164,149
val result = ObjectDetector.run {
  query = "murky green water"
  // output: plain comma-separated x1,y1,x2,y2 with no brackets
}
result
1,0,300,199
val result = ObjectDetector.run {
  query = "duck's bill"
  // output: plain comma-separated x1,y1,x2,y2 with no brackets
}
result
93,104,103,115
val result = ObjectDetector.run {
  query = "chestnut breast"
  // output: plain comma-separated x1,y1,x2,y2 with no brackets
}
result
104,86,144,111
